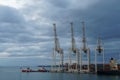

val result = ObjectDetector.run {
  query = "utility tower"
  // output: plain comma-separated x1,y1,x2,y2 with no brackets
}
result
80,21,90,72
53,23,64,72
69,22,79,72
95,37,104,72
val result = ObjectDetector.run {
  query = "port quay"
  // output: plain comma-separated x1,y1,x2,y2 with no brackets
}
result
21,22,120,75
49,22,120,74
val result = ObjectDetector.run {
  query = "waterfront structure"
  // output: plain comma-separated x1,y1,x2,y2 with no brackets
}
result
52,23,64,72
80,22,90,72
95,37,104,72
51,22,109,74
68,22,80,72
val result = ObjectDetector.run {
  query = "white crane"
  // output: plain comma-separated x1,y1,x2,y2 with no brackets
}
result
53,23,64,72
80,22,90,72
69,22,79,72
95,37,104,72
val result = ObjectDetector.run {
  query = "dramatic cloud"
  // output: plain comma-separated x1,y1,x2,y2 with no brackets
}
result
0,0,120,66
0,5,53,66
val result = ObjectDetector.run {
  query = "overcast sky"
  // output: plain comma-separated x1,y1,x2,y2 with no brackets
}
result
0,0,120,66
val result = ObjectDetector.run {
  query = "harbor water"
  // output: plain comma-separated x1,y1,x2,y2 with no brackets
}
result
0,67,120,80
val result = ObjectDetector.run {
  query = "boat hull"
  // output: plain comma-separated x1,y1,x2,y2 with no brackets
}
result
22,70,49,72
97,70,120,75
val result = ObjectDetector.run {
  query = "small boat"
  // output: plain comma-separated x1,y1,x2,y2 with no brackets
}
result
37,67,48,72
22,67,32,72
21,67,49,72
22,69,31,72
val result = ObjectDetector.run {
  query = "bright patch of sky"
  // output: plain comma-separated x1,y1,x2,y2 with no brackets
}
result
0,0,24,9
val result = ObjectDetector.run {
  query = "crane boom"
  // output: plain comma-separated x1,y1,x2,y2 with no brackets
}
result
82,22,87,53
53,24,60,53
96,37,103,53
70,22,76,53
53,23,64,71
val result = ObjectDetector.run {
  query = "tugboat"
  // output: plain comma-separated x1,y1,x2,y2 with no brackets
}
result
37,67,48,72
97,58,120,75
22,67,32,72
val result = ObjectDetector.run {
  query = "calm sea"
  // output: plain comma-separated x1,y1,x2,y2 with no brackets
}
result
0,66,120,80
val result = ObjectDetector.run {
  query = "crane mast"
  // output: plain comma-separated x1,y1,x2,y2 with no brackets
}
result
70,22,77,53
69,22,79,72
82,22,87,53
53,23,64,71
80,22,90,72
96,37,103,53
95,37,104,72
53,24,60,53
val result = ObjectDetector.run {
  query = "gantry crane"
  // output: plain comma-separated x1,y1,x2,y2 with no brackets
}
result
69,22,79,72
53,23,64,72
95,37,104,72
80,21,90,72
